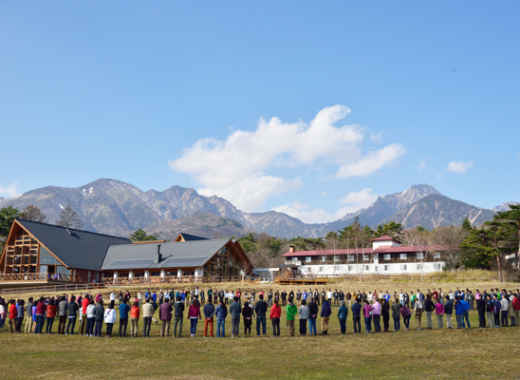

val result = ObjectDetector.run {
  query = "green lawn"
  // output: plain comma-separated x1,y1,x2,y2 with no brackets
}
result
1,305,519,379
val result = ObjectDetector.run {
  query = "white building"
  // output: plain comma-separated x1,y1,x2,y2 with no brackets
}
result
283,235,449,277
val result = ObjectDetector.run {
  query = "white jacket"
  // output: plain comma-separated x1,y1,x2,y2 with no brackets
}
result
86,304,95,319
104,308,116,324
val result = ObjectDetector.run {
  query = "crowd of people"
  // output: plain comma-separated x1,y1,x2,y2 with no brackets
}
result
0,286,519,338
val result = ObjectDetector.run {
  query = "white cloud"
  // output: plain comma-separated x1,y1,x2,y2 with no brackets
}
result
0,183,19,199
336,144,406,178
170,105,404,211
273,202,342,224
340,188,378,213
418,160,427,171
274,188,378,223
447,161,473,174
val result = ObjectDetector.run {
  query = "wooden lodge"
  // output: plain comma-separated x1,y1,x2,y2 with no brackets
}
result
0,219,253,284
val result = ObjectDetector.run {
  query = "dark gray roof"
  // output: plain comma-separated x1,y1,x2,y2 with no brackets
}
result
178,233,208,241
17,219,131,270
102,238,229,270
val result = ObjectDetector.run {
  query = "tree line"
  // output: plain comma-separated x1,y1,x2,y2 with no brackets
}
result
1,204,519,282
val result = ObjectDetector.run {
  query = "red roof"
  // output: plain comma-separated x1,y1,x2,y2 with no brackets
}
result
283,245,448,257
371,235,396,242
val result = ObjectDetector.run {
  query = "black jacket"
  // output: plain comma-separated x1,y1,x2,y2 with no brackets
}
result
254,300,267,317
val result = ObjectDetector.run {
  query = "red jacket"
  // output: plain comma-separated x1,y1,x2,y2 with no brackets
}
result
35,301,45,316
81,298,90,315
8,304,17,319
513,296,520,311
270,304,281,319
46,304,57,318
188,304,201,319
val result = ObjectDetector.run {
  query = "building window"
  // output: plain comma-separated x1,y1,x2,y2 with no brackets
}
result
347,265,352,272
384,265,389,271
384,254,391,261
321,256,327,263
417,264,423,270
363,254,370,262
319,266,323,272
400,253,407,261
433,252,441,260
305,256,312,263
434,263,441,270
347,255,354,262
365,265,370,271
400,264,407,271
416,252,424,260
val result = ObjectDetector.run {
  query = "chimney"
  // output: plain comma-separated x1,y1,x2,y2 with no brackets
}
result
155,244,162,264
289,245,295,253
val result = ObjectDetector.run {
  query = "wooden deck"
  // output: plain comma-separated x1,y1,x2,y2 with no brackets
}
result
276,278,329,285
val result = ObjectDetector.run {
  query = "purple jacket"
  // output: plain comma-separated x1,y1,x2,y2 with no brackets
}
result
159,302,172,321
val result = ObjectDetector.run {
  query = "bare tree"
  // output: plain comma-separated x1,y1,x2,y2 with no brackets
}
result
57,205,83,229
20,205,47,222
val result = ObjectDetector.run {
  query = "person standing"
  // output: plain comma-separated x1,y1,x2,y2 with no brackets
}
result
424,295,434,329
476,294,486,328
455,297,465,329
363,300,372,333
338,300,348,335
24,297,34,334
372,299,381,333
57,296,68,335
414,296,424,330
142,299,154,337
104,301,116,337
45,299,57,334
444,296,454,329
203,298,215,337
381,298,390,332
94,300,104,337
254,294,267,336
230,296,241,338
307,297,318,336
188,299,201,337
119,299,130,337
216,299,227,337
351,298,362,333
298,299,309,336
80,295,90,335
130,301,140,337
159,299,172,337
270,300,281,336
434,298,444,329
286,299,297,337
173,296,185,338
7,300,16,333
500,295,509,327
15,299,24,333
242,300,253,336
66,296,78,335
320,298,332,335
391,297,401,331
86,300,96,336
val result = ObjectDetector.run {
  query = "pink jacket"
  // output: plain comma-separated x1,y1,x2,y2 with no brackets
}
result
435,303,445,315
363,304,372,318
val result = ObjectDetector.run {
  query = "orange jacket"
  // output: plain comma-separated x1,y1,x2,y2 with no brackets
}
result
130,305,140,319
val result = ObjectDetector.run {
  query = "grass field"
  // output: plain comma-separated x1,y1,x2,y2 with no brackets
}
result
1,272,520,379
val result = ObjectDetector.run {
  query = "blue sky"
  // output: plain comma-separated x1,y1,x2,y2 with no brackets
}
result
1,2,519,222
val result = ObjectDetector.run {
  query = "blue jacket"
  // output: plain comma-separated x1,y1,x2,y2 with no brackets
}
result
337,305,348,320
216,304,228,320
119,303,130,319
320,300,331,318
455,301,465,315
229,301,241,319
351,302,362,317
203,303,215,318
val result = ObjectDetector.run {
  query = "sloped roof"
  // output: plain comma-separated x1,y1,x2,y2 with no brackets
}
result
283,245,448,257
176,233,209,242
17,219,131,270
102,238,230,270
372,235,396,242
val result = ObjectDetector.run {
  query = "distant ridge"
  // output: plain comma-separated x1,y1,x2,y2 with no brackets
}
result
0,179,501,238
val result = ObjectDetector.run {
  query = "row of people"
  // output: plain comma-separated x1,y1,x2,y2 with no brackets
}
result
1,288,519,336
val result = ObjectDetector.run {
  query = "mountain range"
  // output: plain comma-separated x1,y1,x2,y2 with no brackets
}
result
0,178,506,238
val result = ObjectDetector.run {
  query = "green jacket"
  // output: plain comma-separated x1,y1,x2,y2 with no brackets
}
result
286,304,297,321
